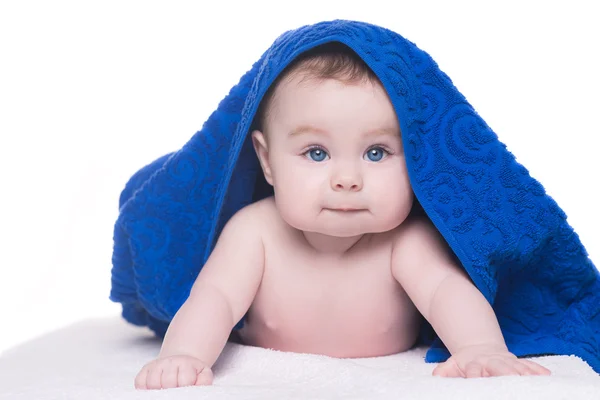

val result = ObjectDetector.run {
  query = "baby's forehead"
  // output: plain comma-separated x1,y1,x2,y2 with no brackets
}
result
266,72,384,114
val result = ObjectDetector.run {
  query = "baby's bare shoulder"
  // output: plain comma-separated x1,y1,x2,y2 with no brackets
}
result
239,196,278,225
391,215,437,242
391,215,457,268
231,196,275,220
225,196,280,240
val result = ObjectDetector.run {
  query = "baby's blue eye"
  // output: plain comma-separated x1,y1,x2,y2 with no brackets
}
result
307,148,328,162
365,147,387,162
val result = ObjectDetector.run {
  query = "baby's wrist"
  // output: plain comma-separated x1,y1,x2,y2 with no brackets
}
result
158,350,209,364
452,341,509,355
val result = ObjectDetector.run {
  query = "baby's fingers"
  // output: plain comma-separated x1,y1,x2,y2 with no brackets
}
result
195,367,214,386
520,359,551,375
134,366,149,389
511,360,534,376
497,358,550,377
161,363,180,389
177,364,198,387
464,362,485,378
484,358,520,377
432,359,464,378
146,365,163,390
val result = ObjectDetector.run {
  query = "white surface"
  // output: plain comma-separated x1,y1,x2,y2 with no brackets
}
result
0,317,598,400
0,0,599,355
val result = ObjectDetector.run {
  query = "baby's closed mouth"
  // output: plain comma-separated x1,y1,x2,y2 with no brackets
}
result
325,208,366,212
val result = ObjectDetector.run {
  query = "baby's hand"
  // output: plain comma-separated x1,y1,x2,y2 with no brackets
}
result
134,355,214,390
432,344,551,378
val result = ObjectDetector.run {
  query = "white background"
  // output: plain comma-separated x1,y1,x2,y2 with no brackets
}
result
0,0,598,354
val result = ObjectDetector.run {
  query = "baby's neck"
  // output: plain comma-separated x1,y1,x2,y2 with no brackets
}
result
300,231,371,257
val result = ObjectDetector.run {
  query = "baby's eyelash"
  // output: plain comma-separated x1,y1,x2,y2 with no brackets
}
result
304,145,324,152
301,144,327,155
302,144,395,155
303,144,394,154
368,144,395,155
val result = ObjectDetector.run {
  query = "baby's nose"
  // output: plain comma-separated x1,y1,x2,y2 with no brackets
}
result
332,174,363,192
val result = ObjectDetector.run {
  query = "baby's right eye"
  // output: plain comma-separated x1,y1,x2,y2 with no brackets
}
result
304,147,329,162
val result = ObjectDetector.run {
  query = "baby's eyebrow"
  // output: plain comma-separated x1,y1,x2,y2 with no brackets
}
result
365,127,399,138
289,125,399,138
289,125,329,137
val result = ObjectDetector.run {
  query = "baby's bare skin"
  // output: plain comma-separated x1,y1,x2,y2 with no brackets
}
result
237,196,422,358
135,195,551,390
135,197,422,390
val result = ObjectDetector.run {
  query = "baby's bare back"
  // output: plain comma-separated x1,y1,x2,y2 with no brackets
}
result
237,197,422,358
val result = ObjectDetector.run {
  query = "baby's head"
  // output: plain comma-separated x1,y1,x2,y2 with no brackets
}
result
251,42,414,238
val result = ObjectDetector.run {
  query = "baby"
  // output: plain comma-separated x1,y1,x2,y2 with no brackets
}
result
134,43,551,390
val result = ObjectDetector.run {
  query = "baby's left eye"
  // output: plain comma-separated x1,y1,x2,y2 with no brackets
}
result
364,147,389,162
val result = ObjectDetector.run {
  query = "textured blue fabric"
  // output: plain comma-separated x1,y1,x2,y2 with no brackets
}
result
109,19,600,372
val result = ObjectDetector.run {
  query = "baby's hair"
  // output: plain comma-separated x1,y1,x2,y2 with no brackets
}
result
254,41,381,134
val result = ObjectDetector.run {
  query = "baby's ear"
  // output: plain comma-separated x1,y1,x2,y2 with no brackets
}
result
251,130,273,186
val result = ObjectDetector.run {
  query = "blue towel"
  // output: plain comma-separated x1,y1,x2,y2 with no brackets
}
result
110,19,600,372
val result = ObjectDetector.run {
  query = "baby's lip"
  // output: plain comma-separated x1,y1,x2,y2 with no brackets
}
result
327,207,364,211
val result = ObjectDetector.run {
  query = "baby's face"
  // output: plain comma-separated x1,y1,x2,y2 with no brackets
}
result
253,75,413,237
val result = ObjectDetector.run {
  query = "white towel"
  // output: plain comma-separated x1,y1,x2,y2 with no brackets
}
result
1,317,598,399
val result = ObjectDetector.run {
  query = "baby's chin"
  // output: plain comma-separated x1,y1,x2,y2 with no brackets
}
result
282,211,406,237
309,227,384,238
313,223,401,237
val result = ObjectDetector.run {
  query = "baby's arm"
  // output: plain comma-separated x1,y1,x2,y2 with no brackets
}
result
391,216,550,378
135,204,265,389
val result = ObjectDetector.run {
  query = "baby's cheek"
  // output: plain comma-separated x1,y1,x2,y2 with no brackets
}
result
275,169,308,201
375,178,413,227
274,195,313,232
272,179,315,230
